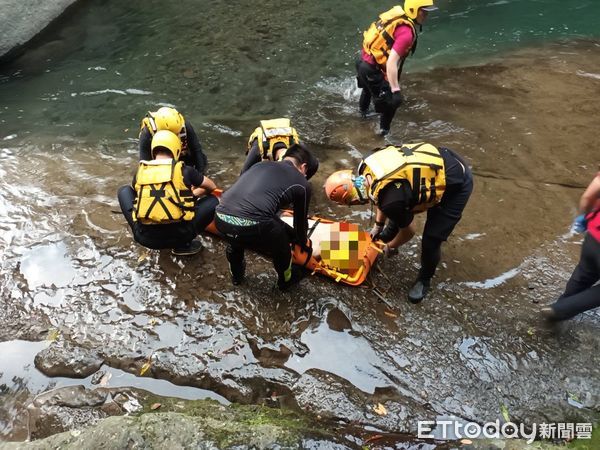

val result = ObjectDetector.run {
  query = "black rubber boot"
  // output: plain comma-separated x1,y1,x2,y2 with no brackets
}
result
225,245,246,285
277,266,304,291
408,278,431,304
172,240,203,256
230,261,246,286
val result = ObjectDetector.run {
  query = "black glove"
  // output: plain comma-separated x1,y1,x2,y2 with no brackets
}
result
390,91,403,108
374,89,391,113
378,221,400,243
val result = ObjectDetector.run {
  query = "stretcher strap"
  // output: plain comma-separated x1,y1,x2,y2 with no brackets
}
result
307,219,321,240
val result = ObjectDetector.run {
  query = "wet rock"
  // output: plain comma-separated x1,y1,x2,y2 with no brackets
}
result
2,406,338,449
326,308,352,332
292,369,434,433
34,342,104,378
32,385,107,408
0,0,81,62
26,404,108,441
248,339,293,367
90,370,106,385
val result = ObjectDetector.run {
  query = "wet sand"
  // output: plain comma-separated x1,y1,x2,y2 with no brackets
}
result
1,40,600,442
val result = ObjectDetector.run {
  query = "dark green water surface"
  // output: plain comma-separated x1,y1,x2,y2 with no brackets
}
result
1,0,599,143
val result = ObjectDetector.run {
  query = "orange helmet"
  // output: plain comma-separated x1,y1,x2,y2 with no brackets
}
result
325,170,369,205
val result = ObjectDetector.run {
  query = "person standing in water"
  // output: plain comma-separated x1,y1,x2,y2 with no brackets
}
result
357,0,438,136
543,170,600,320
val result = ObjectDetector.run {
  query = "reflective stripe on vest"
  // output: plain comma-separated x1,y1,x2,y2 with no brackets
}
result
133,159,195,224
359,143,446,211
362,5,417,67
247,118,300,160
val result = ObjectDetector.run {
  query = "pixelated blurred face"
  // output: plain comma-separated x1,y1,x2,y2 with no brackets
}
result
320,223,370,272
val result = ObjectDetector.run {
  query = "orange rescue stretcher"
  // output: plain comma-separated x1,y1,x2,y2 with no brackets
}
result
205,191,381,287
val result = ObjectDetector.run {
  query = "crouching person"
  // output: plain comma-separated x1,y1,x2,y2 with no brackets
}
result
215,143,316,290
118,130,218,255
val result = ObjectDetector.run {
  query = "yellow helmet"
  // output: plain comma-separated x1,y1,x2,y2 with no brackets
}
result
325,170,369,206
146,107,185,136
404,0,438,20
151,130,182,160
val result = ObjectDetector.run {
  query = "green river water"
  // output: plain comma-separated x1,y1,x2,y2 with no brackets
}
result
1,0,599,142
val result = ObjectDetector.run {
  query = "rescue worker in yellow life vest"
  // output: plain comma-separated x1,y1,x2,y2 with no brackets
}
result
118,130,218,256
325,143,473,303
241,118,319,179
139,107,208,174
357,0,438,136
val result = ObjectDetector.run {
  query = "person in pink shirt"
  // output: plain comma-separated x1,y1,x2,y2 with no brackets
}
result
357,0,437,135
543,170,600,321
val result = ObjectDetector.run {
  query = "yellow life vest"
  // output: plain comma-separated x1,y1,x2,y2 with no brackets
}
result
359,143,446,212
140,116,155,136
247,118,300,161
362,5,418,67
133,159,195,224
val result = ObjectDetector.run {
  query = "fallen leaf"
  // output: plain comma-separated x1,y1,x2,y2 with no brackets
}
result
46,329,60,342
364,434,384,444
384,310,398,318
150,403,161,410
527,327,535,336
373,403,387,416
500,403,510,422
137,251,149,263
460,439,473,445
140,360,152,376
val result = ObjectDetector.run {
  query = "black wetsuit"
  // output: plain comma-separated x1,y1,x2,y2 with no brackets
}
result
118,165,218,249
215,160,311,285
139,122,208,174
377,147,473,281
240,140,264,175
356,59,404,133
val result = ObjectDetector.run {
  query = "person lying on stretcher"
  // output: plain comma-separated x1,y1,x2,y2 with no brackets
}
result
280,216,372,274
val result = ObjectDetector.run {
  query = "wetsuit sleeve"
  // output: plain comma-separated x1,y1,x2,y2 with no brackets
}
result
183,166,204,188
292,182,311,243
240,140,262,175
378,182,414,228
183,123,208,174
139,127,152,161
